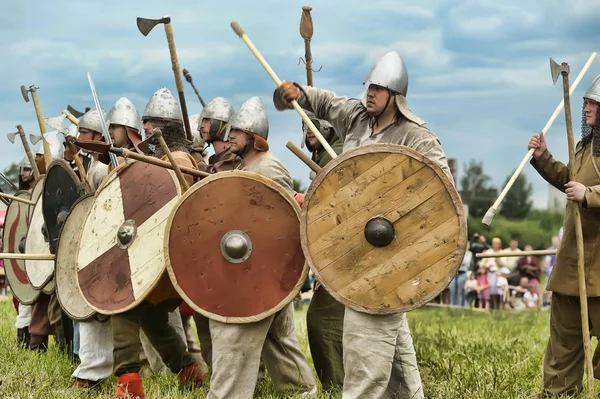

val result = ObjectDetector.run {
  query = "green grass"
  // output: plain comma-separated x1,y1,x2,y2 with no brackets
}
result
0,299,596,398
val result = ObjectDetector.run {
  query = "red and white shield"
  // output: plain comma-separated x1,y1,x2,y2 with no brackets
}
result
76,160,181,314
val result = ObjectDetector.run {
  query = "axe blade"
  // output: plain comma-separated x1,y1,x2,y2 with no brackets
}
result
549,57,569,86
30,134,42,146
67,105,84,118
137,16,171,36
44,114,66,130
20,85,30,102
7,132,17,144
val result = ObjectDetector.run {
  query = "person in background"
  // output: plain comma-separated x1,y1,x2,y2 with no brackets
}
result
543,236,560,278
503,238,522,286
449,243,473,307
497,268,510,310
464,272,479,308
477,265,490,310
517,245,541,297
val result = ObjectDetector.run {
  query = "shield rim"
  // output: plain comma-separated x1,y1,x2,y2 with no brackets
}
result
42,158,86,248
42,277,55,294
75,159,182,315
300,143,468,315
24,194,54,290
28,175,45,220
1,190,41,305
164,170,309,324
56,193,97,321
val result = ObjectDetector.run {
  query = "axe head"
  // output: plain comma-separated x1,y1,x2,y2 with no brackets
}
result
67,105,84,118
550,58,570,86
30,134,42,146
20,85,30,102
137,16,171,36
7,132,17,144
183,68,192,83
44,114,66,130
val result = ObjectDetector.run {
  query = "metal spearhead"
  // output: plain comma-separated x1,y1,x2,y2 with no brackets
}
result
20,85,30,102
137,16,171,36
7,132,17,144
550,57,570,86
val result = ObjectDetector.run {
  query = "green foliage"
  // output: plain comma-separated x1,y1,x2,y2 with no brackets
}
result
293,178,307,193
459,160,498,218
2,162,19,187
468,209,564,249
498,172,533,220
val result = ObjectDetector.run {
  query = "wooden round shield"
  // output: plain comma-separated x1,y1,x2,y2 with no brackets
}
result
25,194,53,290
76,160,181,314
42,277,55,294
302,144,467,314
1,190,40,304
56,193,96,320
43,159,85,253
28,176,45,220
165,171,308,323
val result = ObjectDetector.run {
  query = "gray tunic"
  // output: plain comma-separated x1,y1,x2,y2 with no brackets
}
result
242,152,294,194
273,85,454,183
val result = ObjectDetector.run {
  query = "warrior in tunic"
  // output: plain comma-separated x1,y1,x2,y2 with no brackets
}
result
204,96,317,399
273,51,454,399
528,75,600,397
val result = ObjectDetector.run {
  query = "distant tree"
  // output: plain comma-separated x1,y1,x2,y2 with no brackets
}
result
499,171,533,220
2,162,19,186
293,178,307,193
459,160,497,218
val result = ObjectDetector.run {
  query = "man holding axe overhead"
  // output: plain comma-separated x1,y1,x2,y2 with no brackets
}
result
528,74,600,397
274,50,454,399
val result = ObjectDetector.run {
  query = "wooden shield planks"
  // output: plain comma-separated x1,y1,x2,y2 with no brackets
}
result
56,194,96,320
76,160,181,314
43,159,84,253
25,195,54,289
1,190,40,304
165,171,308,323
302,144,467,314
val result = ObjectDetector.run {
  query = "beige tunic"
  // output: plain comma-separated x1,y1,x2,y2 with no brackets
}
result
242,152,294,194
274,85,453,182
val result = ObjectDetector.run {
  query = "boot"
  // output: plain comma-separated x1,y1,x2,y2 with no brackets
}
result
177,364,203,388
16,327,30,348
71,377,101,391
116,373,144,399
29,334,48,352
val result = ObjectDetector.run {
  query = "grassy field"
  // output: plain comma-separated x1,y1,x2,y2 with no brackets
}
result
0,298,596,398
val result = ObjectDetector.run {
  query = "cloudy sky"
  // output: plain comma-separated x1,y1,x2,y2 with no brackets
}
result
2,0,600,209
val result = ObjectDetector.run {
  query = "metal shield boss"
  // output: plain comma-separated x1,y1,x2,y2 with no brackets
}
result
301,144,467,314
165,171,308,323
76,160,182,314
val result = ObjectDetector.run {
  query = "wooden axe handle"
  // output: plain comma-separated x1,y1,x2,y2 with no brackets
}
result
561,69,594,397
29,89,53,170
230,21,338,160
0,253,55,261
286,141,321,173
118,148,209,179
63,111,79,125
16,125,41,180
0,192,36,206
163,22,192,141
153,128,190,191
475,249,556,258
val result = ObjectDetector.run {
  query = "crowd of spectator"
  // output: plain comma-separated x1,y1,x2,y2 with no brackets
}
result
444,231,562,311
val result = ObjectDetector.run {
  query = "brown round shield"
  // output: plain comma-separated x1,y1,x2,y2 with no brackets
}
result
1,190,40,304
302,144,467,314
165,171,308,323
56,193,96,320
25,193,54,290
76,160,181,314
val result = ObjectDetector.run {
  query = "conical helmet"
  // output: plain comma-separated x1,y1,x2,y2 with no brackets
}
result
359,51,408,98
224,96,269,141
142,87,183,122
584,75,600,103
301,110,334,149
108,97,141,130
201,97,235,142
19,156,31,173
189,113,202,145
78,108,108,134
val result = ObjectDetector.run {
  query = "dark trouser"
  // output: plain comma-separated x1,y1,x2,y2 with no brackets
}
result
306,286,345,390
29,293,52,351
112,300,194,376
542,293,600,396
489,294,502,310
192,313,213,368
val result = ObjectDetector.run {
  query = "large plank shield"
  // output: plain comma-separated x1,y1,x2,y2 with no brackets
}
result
1,190,40,304
165,171,308,323
43,159,86,253
25,194,54,290
76,160,182,314
301,144,467,314
56,193,96,320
